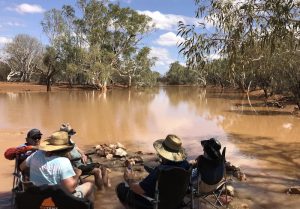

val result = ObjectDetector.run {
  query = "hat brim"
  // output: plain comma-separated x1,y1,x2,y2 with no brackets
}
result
153,139,186,162
38,139,74,152
201,139,209,147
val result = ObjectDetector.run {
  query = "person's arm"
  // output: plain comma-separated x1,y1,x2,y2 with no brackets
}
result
60,167,82,193
19,159,28,171
75,146,88,164
4,146,37,160
124,167,145,195
128,182,145,195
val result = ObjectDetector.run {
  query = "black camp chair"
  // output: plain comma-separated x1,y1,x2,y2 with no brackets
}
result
15,184,93,209
143,167,193,209
11,154,94,209
192,147,229,209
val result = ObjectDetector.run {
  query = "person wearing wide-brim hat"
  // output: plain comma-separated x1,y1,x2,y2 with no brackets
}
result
59,122,110,190
116,134,190,209
192,138,225,193
20,131,94,200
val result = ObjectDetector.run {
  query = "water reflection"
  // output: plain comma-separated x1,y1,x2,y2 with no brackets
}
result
0,87,300,208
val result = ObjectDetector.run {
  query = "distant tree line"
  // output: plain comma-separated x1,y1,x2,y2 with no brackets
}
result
0,0,159,91
171,0,300,107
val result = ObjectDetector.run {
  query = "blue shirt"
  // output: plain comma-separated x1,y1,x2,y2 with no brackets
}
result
25,150,75,186
139,160,190,198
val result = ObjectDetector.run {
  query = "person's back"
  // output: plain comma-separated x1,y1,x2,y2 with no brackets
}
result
116,134,190,209
26,150,75,186
194,138,225,193
20,131,94,200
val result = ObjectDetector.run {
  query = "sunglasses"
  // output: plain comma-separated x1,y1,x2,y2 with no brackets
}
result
32,135,42,141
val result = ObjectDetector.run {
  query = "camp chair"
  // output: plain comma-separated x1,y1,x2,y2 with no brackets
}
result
14,184,93,209
143,167,193,209
192,147,229,209
70,151,101,181
11,154,93,209
11,155,32,209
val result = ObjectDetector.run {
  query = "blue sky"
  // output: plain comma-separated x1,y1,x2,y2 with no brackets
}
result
0,0,198,75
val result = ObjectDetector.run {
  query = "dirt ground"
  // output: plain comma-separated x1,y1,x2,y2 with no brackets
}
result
0,82,299,209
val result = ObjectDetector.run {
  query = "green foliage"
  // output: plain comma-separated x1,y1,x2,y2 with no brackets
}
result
40,0,156,90
178,0,300,103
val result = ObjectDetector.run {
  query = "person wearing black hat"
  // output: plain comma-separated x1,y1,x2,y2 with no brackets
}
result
116,134,190,209
192,138,225,192
4,128,43,163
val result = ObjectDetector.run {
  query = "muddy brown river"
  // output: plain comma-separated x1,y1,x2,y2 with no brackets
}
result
0,86,299,209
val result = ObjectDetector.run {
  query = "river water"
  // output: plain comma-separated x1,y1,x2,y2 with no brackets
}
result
0,86,299,209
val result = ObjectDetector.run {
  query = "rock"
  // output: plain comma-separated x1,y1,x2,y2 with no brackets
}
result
286,186,300,194
115,148,127,157
225,185,235,196
106,154,113,159
241,203,249,209
116,142,126,149
109,144,117,149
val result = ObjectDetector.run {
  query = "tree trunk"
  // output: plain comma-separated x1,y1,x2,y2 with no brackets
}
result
263,88,268,98
128,76,132,88
46,78,51,92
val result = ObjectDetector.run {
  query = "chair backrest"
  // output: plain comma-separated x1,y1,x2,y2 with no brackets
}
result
15,184,93,209
197,146,226,186
156,167,191,209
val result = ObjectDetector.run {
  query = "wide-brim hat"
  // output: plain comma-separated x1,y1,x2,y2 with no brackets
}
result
39,131,74,152
60,123,76,135
201,138,222,160
153,134,187,162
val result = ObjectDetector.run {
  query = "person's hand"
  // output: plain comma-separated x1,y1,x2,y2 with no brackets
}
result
81,154,88,164
124,167,136,183
189,159,197,165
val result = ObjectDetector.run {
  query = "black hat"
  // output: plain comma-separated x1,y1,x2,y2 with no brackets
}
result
201,138,222,160
26,128,43,140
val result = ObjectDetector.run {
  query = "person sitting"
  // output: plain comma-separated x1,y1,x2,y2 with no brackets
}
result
192,138,225,193
4,128,43,163
116,134,190,209
59,123,110,189
19,131,94,200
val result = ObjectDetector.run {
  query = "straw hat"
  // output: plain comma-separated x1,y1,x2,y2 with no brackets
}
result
153,134,187,162
39,131,74,152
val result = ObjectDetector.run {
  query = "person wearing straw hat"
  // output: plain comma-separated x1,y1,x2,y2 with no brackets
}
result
116,134,190,209
59,123,110,189
20,131,94,200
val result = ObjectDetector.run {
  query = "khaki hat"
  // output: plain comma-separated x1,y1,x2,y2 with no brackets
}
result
39,131,74,152
153,134,187,162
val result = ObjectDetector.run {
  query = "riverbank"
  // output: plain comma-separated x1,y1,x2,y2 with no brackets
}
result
0,82,299,209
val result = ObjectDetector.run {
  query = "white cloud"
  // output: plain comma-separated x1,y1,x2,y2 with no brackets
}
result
138,10,198,31
7,3,45,14
0,37,12,44
6,21,25,27
149,47,175,67
155,32,184,46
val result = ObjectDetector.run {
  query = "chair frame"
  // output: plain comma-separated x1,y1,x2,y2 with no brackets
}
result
11,154,94,209
192,147,229,209
143,166,193,209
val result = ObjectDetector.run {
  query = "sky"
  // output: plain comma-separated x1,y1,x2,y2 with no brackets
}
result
0,0,199,75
